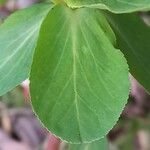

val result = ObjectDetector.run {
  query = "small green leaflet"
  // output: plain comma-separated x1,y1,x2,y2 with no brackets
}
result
0,2,53,96
68,137,108,150
30,4,129,143
64,0,150,13
105,13,150,93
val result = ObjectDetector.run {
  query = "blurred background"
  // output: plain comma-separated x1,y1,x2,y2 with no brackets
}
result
0,0,150,150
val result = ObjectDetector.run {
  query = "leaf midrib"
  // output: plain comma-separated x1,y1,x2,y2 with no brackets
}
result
71,24,83,142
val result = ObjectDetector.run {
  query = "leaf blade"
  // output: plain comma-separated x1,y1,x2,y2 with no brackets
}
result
30,4,129,143
0,2,53,96
64,0,150,13
105,13,150,93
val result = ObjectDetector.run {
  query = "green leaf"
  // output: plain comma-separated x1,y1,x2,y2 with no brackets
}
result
30,4,129,143
105,13,150,93
0,2,53,96
68,137,108,150
64,0,150,13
